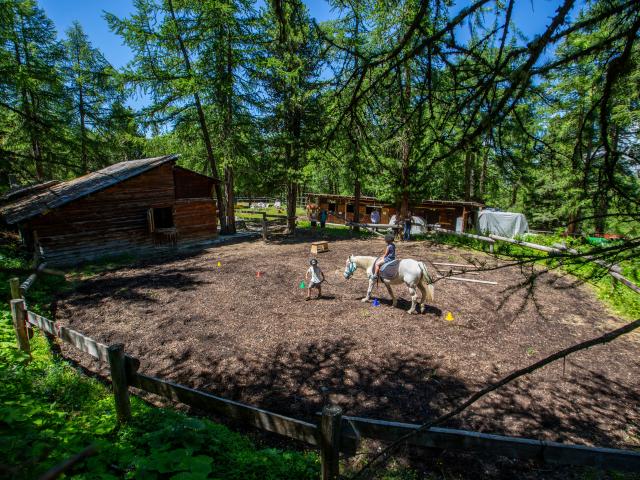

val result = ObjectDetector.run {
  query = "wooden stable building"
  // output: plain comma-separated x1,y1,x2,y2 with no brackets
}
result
0,155,218,265
306,193,483,231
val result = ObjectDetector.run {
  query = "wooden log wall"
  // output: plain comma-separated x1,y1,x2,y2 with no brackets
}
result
25,164,218,266
174,199,217,240
27,163,176,265
173,167,215,199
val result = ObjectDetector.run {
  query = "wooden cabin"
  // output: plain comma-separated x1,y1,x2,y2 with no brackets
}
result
0,155,218,265
307,193,483,231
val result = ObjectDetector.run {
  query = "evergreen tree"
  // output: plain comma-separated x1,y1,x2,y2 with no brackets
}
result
63,21,122,173
0,0,67,182
107,0,230,232
253,0,323,233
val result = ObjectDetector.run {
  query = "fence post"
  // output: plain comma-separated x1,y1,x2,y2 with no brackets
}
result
320,405,342,480
10,277,21,300
107,343,131,423
10,299,30,356
262,212,268,242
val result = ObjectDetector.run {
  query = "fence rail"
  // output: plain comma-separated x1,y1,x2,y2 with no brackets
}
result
436,229,640,292
8,278,640,477
130,372,322,447
342,416,640,472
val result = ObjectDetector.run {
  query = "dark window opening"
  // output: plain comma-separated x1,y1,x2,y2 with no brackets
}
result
328,202,337,212
148,207,174,232
365,206,375,214
346,203,355,213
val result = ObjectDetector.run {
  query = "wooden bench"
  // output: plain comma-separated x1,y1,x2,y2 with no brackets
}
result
310,241,329,254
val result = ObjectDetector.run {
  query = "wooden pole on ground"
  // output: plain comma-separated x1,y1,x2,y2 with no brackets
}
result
320,405,342,480
10,299,29,356
107,343,131,423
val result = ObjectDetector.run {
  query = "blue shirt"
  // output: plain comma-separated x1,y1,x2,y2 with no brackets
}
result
384,243,396,262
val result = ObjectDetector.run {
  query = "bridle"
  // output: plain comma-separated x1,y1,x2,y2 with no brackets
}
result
344,258,357,279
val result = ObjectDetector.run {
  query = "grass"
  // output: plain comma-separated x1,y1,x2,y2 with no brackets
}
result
432,230,640,320
296,221,374,239
235,203,305,219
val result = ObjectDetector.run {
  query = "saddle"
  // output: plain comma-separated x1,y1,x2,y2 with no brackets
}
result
379,259,400,280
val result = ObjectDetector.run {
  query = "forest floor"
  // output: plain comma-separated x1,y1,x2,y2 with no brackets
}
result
53,234,640,465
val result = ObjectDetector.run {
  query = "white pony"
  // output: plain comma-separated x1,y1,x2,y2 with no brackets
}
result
344,255,435,314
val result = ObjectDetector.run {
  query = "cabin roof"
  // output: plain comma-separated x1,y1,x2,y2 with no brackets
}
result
1,155,179,224
307,193,380,202
305,192,484,209
419,199,484,208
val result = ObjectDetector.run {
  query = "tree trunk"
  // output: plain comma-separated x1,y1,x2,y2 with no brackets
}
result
354,178,361,232
14,33,44,181
399,64,411,218
167,0,227,233
464,151,474,202
509,184,518,208
478,150,488,201
223,26,235,234
78,83,88,173
224,165,236,234
286,181,297,234
594,191,608,235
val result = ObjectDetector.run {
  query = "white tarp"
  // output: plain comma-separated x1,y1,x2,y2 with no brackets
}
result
478,211,529,237
389,215,427,235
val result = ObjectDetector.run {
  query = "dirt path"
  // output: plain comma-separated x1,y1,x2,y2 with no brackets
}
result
55,237,640,450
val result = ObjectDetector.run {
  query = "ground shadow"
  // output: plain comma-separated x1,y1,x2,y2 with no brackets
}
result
152,336,470,424
62,267,211,307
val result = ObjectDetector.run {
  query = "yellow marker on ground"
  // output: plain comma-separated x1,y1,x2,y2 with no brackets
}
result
445,311,454,321
217,261,221,267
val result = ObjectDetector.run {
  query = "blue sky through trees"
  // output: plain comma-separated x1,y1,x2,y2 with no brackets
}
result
39,0,584,109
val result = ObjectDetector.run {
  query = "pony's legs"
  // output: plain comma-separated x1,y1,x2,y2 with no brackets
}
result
408,285,418,314
417,282,427,313
362,278,375,302
384,282,397,307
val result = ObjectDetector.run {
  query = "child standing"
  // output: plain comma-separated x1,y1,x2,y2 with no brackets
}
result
305,258,324,300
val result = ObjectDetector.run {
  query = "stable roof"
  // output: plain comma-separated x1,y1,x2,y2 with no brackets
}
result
305,192,484,209
1,155,179,225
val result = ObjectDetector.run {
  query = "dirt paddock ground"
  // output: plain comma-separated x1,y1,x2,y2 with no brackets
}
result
55,236,639,452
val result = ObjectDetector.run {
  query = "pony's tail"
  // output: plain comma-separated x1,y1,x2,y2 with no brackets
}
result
419,261,435,303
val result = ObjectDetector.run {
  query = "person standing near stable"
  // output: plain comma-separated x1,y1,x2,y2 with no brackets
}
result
370,209,380,224
403,212,412,241
319,208,328,229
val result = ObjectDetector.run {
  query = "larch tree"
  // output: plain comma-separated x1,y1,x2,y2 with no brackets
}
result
63,21,121,173
254,0,323,234
0,0,67,182
106,0,231,232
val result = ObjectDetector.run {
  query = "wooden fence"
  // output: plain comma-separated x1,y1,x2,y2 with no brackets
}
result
435,229,640,294
8,277,640,478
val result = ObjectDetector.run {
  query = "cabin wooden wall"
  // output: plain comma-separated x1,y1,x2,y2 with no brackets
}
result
174,199,217,240
173,167,214,199
316,196,476,230
318,197,385,224
26,163,218,265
